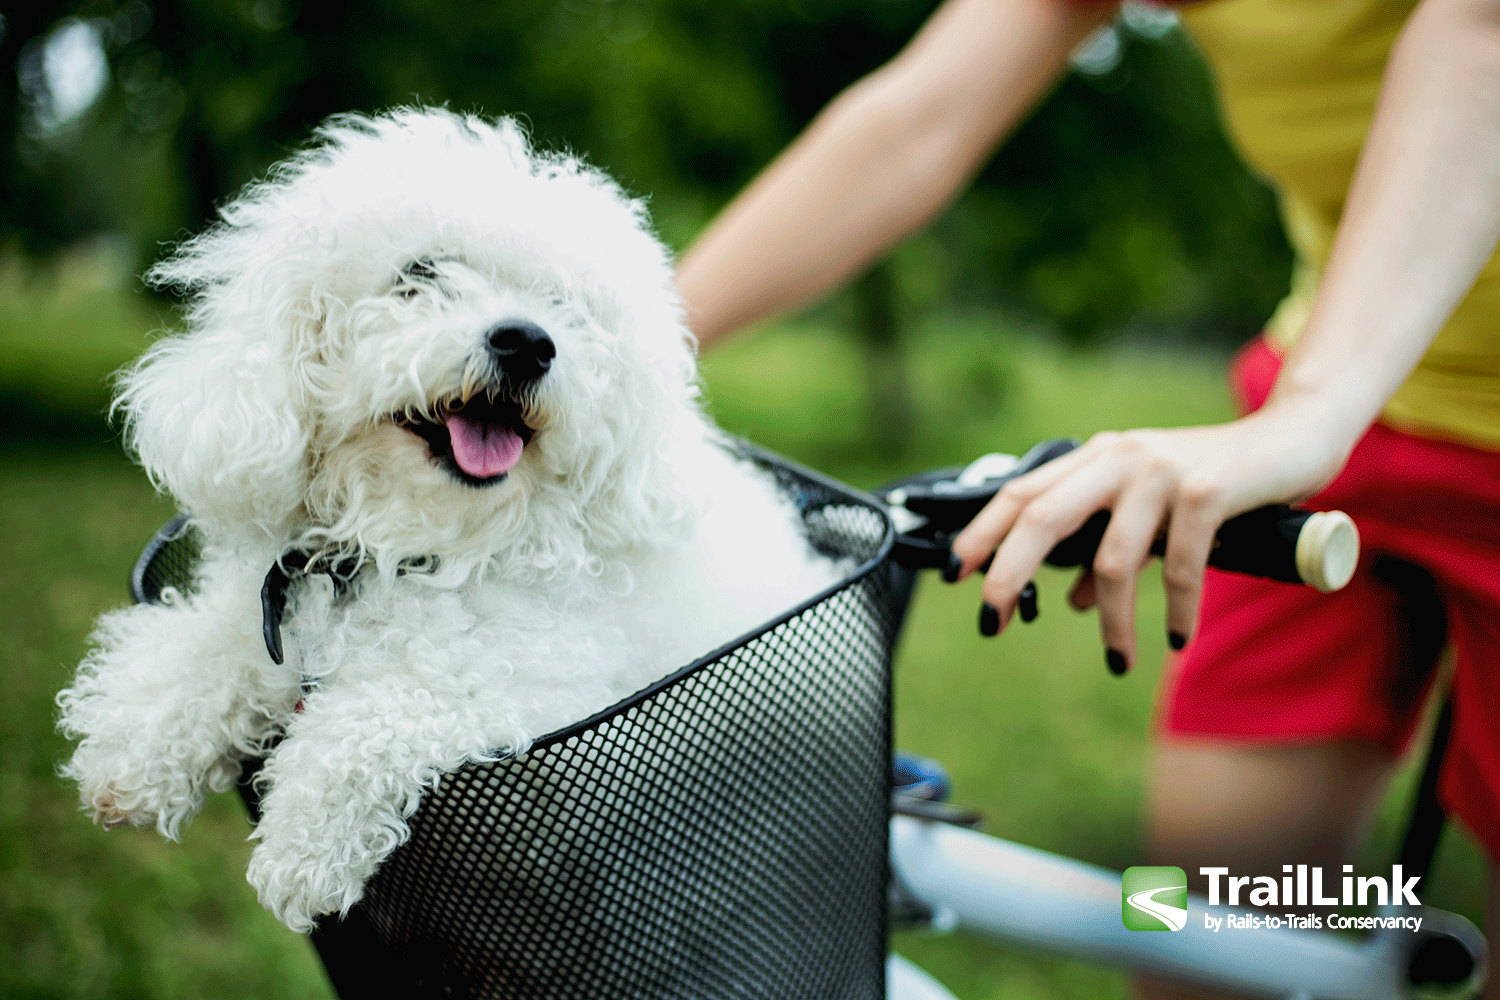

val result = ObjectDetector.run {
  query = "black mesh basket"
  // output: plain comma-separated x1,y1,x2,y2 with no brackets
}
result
131,450,901,1000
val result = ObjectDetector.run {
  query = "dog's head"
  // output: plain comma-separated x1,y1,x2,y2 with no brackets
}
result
119,109,704,578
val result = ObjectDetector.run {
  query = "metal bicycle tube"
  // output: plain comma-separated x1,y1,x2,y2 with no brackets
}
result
889,816,1404,1000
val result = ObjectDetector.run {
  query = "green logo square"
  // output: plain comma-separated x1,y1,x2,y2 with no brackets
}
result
1122,866,1188,931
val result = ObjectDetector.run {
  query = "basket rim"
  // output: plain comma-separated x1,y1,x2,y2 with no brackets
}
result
130,511,194,606
528,443,895,752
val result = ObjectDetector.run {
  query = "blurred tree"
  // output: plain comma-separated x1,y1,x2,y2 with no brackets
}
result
852,259,916,455
946,21,1292,344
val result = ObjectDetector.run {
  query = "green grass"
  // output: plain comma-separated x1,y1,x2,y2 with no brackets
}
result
0,271,1487,998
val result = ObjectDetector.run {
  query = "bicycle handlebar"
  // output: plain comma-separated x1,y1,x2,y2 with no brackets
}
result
880,439,1359,594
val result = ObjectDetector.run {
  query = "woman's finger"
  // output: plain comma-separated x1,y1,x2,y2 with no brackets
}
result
1087,475,1172,674
950,442,1096,576
976,456,1128,630
1159,483,1223,650
1067,569,1096,610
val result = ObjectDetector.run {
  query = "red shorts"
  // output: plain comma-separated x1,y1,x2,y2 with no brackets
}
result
1162,335,1500,861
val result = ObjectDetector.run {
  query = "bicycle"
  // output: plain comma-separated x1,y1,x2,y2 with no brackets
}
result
129,439,1486,999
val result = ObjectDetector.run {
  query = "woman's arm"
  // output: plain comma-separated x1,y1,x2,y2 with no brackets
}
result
675,0,1116,348
952,0,1500,670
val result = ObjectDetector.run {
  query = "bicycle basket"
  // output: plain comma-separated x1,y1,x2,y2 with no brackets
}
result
132,449,899,1000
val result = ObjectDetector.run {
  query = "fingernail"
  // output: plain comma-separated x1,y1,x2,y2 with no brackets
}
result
1106,648,1129,675
1168,631,1187,651
1018,581,1038,623
979,602,1000,637
943,551,962,584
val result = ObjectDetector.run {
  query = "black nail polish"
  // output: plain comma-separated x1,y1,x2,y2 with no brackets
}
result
979,603,1000,637
1106,648,1129,675
1169,631,1187,651
943,552,962,584
1018,581,1038,623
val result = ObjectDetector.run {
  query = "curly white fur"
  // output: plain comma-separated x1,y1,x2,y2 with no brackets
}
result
57,109,843,933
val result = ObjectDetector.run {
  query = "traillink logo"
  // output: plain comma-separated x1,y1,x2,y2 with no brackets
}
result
1122,866,1188,931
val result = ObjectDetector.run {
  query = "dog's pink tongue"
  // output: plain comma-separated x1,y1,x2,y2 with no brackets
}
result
445,413,523,478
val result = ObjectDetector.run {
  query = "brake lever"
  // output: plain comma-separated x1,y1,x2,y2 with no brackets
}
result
880,439,1081,575
883,439,1080,538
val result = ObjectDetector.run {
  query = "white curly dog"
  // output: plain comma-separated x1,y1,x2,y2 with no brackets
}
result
57,109,843,934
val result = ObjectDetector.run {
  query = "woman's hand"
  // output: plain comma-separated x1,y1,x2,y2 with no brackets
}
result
948,399,1351,672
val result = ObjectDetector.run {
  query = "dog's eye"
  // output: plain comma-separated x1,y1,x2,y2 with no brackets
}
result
405,259,439,281
395,259,442,300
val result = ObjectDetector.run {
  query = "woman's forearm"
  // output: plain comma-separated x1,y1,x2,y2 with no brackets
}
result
1268,0,1500,456
676,0,1115,348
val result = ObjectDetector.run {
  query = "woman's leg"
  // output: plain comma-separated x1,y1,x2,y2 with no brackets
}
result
1134,737,1399,1000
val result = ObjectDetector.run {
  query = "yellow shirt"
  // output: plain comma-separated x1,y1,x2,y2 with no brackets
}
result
1181,0,1500,447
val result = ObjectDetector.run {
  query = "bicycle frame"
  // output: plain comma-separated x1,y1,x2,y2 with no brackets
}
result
886,814,1486,999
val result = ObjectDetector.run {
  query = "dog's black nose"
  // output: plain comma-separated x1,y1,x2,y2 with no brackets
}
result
486,322,555,381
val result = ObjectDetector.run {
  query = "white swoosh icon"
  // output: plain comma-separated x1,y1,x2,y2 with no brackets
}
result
1127,886,1188,931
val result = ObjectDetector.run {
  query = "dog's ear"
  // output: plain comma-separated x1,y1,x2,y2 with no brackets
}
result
115,321,310,537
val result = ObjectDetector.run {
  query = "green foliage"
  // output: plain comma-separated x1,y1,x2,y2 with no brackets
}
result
949,34,1293,343
5,1,1289,345
5,0,931,255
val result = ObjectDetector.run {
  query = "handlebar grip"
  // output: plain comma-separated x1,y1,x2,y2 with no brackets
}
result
1292,510,1362,593
1043,506,1359,593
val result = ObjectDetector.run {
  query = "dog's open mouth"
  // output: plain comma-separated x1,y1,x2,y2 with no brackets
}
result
397,392,535,486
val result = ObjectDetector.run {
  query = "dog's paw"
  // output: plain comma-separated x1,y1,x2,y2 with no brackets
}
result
77,778,193,838
246,838,367,934
65,744,233,840
85,787,139,831
70,763,176,838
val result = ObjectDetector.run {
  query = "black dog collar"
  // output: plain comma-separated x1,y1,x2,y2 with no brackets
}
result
260,548,365,665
